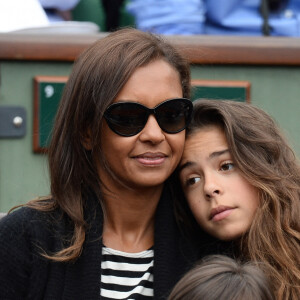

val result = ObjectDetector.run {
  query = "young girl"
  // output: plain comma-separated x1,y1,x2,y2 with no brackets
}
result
0,28,200,299
178,99,300,299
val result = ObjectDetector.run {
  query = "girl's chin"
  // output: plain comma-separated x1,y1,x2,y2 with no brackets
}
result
213,232,244,242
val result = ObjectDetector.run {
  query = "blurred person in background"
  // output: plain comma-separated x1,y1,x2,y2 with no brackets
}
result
126,0,300,36
0,0,81,32
101,0,125,31
39,0,80,22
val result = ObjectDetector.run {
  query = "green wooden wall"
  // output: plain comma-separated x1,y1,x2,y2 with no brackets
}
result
0,62,72,211
0,61,300,211
191,65,300,154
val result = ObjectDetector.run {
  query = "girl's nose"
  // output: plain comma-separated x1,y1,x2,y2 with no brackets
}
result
203,174,222,200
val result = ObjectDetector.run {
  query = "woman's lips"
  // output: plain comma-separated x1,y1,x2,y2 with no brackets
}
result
134,152,167,166
210,206,235,222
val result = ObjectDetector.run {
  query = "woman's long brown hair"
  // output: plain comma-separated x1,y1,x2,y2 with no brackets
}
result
22,28,191,262
179,99,300,299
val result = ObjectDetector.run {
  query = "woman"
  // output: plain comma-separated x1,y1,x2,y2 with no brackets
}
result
177,99,300,299
0,28,199,299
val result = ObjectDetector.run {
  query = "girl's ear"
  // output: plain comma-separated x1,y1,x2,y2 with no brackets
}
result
81,129,92,150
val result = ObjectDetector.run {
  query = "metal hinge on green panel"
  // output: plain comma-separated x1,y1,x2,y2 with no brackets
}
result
0,106,26,138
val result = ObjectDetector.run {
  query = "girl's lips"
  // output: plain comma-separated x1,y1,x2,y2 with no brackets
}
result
210,206,235,222
134,153,167,166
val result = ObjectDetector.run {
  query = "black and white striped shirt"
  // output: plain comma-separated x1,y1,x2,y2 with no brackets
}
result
101,246,154,299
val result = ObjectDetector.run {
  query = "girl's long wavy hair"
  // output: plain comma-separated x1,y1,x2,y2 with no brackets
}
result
176,99,300,299
24,28,191,262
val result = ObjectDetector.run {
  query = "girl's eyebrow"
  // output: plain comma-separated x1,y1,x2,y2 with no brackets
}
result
209,149,229,159
178,161,194,172
179,149,229,173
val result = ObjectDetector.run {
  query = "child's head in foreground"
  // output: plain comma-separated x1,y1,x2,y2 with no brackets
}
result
177,99,300,298
168,255,275,300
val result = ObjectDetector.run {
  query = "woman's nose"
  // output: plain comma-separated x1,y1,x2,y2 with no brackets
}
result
138,115,165,144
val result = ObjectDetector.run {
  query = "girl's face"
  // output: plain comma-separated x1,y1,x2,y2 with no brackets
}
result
179,125,259,241
99,59,186,191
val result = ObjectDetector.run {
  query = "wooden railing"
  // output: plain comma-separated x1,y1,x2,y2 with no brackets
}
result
0,33,300,65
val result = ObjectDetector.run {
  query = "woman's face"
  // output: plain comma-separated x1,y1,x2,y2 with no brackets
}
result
99,59,186,191
179,125,259,241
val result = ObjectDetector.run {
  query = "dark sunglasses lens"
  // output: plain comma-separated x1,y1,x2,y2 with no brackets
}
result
105,103,147,136
156,99,192,133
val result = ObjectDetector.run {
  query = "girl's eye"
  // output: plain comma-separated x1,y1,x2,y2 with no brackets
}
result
220,162,234,171
186,177,201,186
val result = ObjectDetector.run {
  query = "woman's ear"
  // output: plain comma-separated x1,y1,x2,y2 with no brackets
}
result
81,129,92,150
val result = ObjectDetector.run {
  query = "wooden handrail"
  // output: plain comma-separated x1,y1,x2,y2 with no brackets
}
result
0,32,300,65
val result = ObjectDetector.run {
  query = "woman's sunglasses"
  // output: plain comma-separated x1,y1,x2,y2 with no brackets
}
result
104,98,193,137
